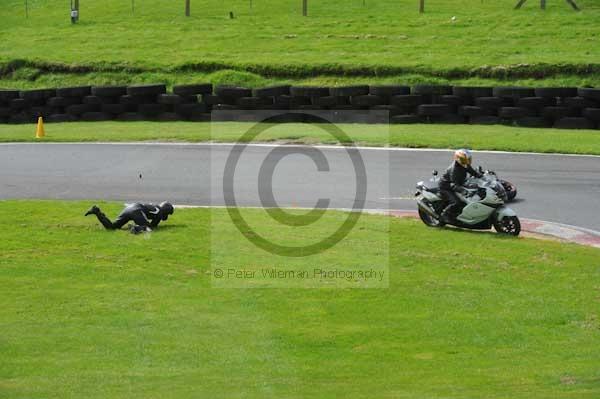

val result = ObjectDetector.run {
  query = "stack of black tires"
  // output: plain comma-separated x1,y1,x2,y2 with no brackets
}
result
0,84,212,124
1,84,599,129
457,87,600,129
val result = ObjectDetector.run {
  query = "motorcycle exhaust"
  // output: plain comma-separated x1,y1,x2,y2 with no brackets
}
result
417,199,438,218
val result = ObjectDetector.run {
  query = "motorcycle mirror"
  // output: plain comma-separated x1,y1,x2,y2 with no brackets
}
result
432,170,438,176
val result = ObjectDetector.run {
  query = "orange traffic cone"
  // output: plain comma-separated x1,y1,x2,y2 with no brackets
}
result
35,116,45,139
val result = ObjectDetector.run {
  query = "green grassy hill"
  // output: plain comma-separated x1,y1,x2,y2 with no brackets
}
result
1,201,600,398
1,0,600,88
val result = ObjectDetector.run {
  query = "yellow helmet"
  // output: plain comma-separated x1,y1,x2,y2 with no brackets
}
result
454,149,472,167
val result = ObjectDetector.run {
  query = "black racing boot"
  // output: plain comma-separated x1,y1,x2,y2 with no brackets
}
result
441,208,455,224
85,205,100,216
85,206,115,229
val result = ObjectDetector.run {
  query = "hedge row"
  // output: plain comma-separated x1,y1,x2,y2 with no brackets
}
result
1,84,600,129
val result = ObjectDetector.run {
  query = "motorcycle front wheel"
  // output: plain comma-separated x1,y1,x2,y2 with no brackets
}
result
418,207,445,227
493,216,521,236
500,179,517,202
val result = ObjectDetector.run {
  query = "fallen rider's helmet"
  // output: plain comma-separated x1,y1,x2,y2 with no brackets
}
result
159,202,174,220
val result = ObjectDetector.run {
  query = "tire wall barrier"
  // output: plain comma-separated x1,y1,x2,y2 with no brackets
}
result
1,84,600,129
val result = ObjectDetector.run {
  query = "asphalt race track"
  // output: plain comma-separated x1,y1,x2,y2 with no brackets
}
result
1,143,599,231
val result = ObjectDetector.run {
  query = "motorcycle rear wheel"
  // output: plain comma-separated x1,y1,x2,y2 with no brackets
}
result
493,216,521,236
418,207,445,227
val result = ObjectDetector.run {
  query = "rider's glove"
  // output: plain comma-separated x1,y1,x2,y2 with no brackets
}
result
130,225,151,234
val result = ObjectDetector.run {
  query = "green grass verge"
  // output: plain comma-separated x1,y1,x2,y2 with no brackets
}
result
1,200,599,398
1,0,600,87
1,121,600,155
3,68,600,90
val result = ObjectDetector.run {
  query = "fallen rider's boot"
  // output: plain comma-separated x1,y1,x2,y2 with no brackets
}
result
85,205,100,216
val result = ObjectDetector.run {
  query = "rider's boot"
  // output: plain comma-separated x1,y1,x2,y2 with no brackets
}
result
85,205,100,216
441,207,456,224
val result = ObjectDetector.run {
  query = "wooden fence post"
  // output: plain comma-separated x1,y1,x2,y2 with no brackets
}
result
565,0,580,10
514,0,527,9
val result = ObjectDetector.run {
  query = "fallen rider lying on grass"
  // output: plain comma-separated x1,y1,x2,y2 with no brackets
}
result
85,202,174,233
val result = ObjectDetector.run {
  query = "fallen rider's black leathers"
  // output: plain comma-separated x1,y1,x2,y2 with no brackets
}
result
94,203,168,230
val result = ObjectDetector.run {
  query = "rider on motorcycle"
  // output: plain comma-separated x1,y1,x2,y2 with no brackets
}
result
439,149,482,222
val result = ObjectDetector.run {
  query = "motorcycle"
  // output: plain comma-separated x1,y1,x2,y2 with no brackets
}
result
415,169,521,236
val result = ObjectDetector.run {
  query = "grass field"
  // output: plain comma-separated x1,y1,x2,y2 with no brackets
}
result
1,121,600,155
3,2,600,397
1,200,599,398
1,0,600,88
